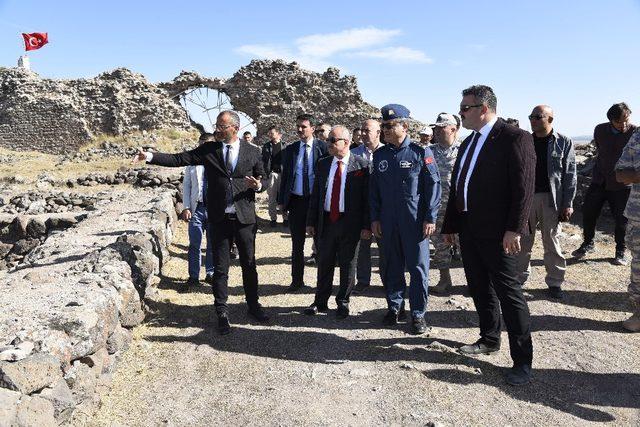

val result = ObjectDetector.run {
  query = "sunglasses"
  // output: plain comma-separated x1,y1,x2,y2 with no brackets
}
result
528,114,546,120
459,104,483,112
382,122,402,130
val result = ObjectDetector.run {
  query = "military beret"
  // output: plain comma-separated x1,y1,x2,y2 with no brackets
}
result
381,104,411,122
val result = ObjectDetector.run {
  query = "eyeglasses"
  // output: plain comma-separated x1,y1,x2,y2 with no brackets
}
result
215,123,234,130
326,137,346,144
528,114,546,120
459,104,483,112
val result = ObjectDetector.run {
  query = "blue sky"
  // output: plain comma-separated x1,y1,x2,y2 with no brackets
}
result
1,0,639,137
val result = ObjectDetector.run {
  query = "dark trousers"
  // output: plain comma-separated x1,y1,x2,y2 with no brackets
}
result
288,195,311,286
314,214,361,307
458,215,533,367
582,183,630,251
355,235,385,286
209,214,259,315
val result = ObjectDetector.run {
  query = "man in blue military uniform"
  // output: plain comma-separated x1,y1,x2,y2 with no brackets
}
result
370,104,442,334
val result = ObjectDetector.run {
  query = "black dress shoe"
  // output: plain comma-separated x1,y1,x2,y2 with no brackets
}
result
505,364,532,386
410,316,427,335
204,274,214,285
179,278,198,293
397,308,408,322
217,314,231,335
458,339,500,355
336,305,350,319
247,304,270,323
304,303,328,315
352,282,370,293
282,219,289,228
548,286,563,299
270,219,277,228
286,283,305,293
382,309,399,326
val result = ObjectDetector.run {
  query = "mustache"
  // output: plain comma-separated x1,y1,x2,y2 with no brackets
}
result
460,114,466,120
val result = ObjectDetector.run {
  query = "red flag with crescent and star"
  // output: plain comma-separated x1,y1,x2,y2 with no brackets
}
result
22,33,48,51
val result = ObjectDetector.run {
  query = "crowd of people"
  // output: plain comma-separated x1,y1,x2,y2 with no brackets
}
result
134,84,639,386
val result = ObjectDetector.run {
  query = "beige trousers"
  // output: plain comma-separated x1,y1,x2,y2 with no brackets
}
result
267,172,287,221
516,192,566,288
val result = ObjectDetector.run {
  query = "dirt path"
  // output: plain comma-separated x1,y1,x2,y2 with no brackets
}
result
90,199,639,426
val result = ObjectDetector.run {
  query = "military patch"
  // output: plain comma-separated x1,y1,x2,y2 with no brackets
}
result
378,160,389,172
425,156,434,165
399,160,412,168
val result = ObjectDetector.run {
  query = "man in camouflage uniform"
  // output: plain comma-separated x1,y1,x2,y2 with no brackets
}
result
429,113,461,294
614,126,640,332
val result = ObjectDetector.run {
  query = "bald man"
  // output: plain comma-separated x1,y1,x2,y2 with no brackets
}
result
352,119,386,291
515,105,576,299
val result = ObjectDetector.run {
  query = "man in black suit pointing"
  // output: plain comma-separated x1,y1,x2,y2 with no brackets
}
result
134,110,268,335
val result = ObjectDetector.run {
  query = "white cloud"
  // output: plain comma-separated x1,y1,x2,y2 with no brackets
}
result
352,47,433,64
235,27,431,71
295,27,401,58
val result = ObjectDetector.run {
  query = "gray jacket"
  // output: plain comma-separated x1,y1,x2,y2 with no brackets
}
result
541,131,577,210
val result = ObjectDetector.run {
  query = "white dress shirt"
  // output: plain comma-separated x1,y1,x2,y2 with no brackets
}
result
324,153,350,212
223,140,240,213
292,139,315,196
455,116,497,211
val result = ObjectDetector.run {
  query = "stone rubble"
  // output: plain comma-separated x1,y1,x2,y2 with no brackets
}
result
0,188,178,426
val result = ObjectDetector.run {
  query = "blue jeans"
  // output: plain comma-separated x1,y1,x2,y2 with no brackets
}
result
188,203,213,280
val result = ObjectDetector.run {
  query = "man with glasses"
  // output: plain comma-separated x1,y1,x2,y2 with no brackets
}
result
352,119,385,292
428,113,461,295
515,105,576,299
370,104,441,335
442,85,536,385
573,103,636,265
304,126,371,318
134,110,269,335
314,123,332,142
278,114,328,292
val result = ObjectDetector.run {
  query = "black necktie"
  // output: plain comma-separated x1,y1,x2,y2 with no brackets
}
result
302,143,310,197
225,145,233,207
455,132,481,213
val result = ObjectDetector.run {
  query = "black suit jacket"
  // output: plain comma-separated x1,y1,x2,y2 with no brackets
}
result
441,118,535,239
261,140,284,175
150,140,265,225
278,139,328,209
306,155,370,237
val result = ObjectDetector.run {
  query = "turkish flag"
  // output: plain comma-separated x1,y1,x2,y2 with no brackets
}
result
22,33,48,51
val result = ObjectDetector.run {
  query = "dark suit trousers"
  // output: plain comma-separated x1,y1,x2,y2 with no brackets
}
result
458,214,533,366
208,215,259,315
288,195,311,285
314,214,360,307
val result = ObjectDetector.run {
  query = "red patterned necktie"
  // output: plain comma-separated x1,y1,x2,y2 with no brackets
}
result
330,160,343,223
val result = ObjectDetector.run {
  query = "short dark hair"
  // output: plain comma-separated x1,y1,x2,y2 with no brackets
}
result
353,127,361,133
267,125,279,133
296,113,316,126
607,102,632,121
462,85,497,112
504,118,520,128
243,131,252,137
199,132,216,142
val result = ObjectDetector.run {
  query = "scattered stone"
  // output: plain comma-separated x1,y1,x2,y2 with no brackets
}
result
0,353,61,394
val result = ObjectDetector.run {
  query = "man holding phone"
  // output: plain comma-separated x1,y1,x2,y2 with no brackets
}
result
515,105,577,299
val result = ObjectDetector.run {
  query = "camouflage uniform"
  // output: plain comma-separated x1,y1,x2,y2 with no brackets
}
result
431,141,460,269
615,128,640,312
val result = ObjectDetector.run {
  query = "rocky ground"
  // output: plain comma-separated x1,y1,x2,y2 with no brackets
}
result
90,195,640,426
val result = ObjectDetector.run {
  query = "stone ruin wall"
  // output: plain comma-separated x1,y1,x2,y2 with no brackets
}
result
0,60,403,154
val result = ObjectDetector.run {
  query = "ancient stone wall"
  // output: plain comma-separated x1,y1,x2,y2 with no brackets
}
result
0,188,178,425
0,67,190,154
1,60,427,154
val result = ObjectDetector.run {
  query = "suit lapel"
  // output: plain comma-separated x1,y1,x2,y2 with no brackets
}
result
214,142,228,177
344,155,357,211
236,140,250,176
474,119,504,167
